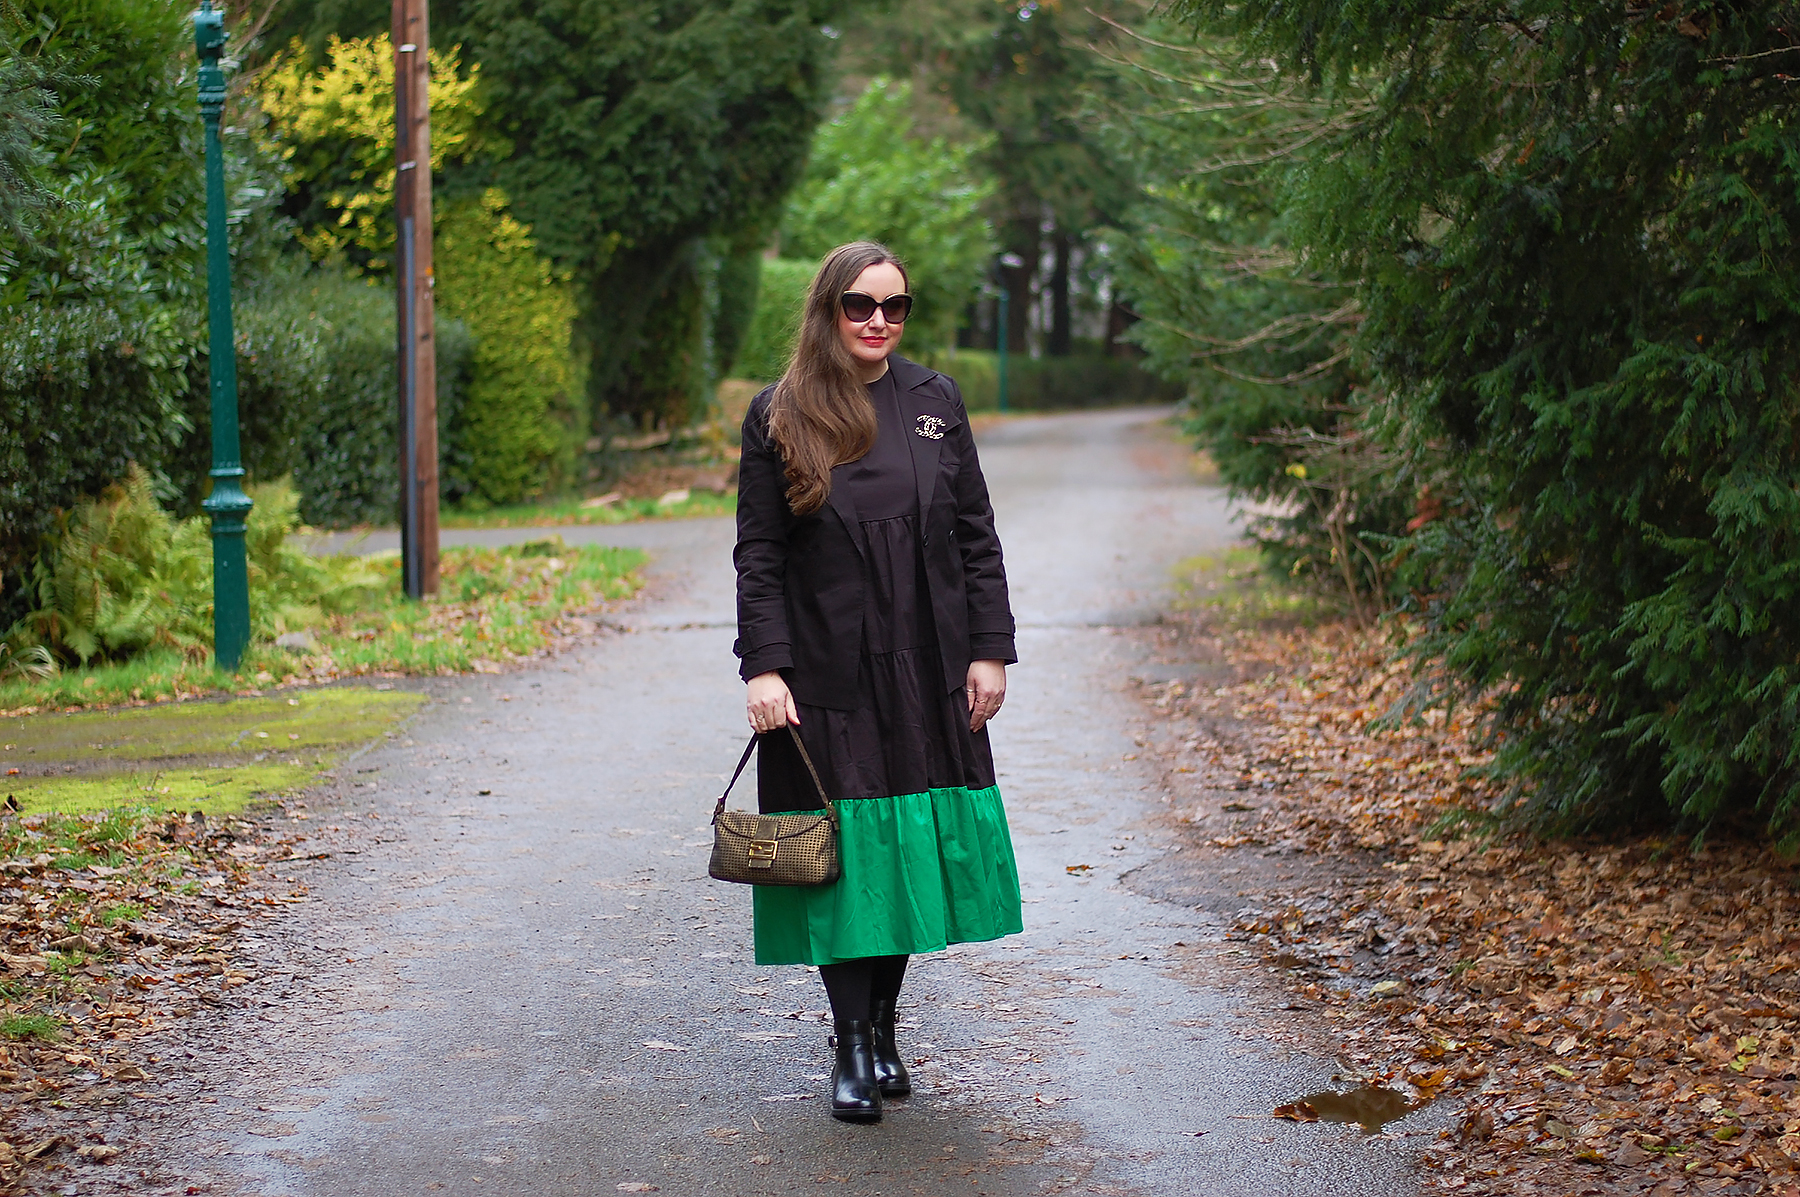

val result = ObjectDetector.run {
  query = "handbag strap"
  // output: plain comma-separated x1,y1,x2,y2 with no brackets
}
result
713,725,837,825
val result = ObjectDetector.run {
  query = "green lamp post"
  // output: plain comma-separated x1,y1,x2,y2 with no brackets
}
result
994,252,1025,414
194,0,252,671
996,287,1010,414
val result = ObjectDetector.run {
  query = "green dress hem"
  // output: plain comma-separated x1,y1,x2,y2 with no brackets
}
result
751,784,1023,967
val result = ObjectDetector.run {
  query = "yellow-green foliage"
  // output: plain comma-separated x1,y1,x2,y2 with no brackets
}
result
258,34,494,270
259,40,579,508
435,190,581,507
16,466,383,664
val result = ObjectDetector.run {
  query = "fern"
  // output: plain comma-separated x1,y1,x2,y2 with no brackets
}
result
12,464,383,666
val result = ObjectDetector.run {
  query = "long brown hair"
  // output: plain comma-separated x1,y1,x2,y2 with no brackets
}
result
768,241,908,515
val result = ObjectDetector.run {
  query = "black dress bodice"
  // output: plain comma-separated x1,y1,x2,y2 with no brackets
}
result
839,370,916,521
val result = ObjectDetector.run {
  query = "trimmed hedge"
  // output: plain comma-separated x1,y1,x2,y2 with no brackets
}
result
0,302,193,622
924,350,1182,411
433,191,579,509
201,265,472,529
734,257,813,382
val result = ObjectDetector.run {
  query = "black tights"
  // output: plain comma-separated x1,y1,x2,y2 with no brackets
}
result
818,954,909,1023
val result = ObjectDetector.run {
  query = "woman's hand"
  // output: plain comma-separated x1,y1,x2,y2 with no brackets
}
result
746,671,800,734
965,660,1007,732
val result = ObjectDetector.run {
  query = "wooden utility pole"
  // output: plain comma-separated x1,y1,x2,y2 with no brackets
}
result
393,0,438,597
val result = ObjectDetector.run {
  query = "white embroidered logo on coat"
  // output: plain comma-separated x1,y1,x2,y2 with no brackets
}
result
914,415,947,440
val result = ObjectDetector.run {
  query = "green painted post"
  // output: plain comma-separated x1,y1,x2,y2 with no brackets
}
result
195,1,252,671
996,287,1010,414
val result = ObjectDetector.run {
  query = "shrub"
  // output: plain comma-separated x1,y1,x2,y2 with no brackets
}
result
0,302,192,617
258,33,490,274
212,262,473,528
734,257,813,382
435,190,580,507
14,0,203,299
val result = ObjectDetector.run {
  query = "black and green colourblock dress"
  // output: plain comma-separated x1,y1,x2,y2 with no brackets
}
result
746,371,1023,967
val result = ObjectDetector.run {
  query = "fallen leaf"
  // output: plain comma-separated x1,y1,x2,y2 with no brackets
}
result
641,1040,687,1052
1272,1100,1320,1123
1459,1110,1495,1143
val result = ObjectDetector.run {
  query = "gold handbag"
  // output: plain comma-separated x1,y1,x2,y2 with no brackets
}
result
708,726,840,886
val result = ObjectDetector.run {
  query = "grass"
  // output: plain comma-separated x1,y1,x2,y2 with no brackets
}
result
440,489,734,529
0,687,426,816
0,538,644,712
1171,545,1343,628
0,1014,62,1041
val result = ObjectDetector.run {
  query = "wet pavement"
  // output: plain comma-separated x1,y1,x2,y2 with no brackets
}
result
151,408,1431,1196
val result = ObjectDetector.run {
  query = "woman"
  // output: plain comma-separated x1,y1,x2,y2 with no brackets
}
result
734,241,1023,1122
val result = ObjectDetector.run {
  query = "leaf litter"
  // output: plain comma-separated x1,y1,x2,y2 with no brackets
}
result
0,805,310,1188
1140,616,1800,1196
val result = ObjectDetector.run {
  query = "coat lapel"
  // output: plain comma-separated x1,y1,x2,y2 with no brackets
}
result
826,460,866,563
890,357,950,515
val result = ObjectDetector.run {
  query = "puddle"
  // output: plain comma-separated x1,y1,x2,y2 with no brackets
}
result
1273,1085,1422,1133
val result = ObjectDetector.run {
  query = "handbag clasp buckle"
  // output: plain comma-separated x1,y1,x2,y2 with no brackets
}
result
747,838,778,867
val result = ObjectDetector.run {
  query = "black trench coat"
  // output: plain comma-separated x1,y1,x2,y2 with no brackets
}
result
733,355,1017,711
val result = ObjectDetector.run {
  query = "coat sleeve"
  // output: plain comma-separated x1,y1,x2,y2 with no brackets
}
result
945,380,1018,665
734,393,795,680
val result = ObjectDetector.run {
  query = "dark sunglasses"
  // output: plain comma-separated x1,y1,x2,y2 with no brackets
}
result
841,291,913,324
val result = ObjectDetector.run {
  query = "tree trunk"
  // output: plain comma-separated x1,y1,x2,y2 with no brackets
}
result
1048,230,1071,356
1105,299,1137,358
581,242,697,432
1002,219,1038,357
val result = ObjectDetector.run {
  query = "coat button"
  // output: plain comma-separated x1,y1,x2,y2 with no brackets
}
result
922,532,932,547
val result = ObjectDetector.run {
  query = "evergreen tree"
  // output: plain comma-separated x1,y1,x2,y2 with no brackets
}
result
1173,0,1800,842
439,0,840,428
1096,20,1403,619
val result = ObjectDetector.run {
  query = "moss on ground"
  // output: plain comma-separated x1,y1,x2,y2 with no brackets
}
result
0,687,425,816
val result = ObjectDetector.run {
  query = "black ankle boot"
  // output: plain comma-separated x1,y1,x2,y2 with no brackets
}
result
868,997,912,1097
829,1019,883,1122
